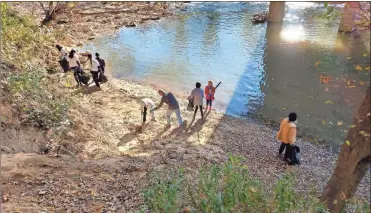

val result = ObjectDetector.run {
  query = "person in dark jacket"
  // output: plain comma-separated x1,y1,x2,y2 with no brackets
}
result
56,44,69,72
95,53,106,74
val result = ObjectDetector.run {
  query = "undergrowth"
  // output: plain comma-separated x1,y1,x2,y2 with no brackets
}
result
138,155,370,213
1,3,72,131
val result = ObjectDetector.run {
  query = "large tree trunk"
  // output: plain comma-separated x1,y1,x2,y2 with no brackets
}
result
320,86,371,212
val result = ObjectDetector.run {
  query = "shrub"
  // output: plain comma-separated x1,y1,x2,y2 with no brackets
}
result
140,155,369,213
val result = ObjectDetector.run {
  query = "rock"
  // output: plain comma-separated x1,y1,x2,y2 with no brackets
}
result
1,194,9,202
38,190,47,195
82,26,92,33
125,21,136,27
1,146,13,153
66,132,75,139
57,19,69,25
77,41,84,46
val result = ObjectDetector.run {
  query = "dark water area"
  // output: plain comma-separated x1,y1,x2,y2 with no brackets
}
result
82,2,370,149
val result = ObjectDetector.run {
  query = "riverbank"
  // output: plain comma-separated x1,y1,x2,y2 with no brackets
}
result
1,2,370,212
2,74,370,212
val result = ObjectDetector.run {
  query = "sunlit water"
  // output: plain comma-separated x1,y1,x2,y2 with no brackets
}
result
82,2,370,149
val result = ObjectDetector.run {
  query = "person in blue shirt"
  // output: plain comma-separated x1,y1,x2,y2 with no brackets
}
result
151,89,183,128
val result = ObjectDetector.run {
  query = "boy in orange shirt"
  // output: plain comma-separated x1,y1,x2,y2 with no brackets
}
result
277,113,297,160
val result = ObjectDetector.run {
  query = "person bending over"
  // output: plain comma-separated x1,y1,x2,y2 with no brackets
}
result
151,89,183,128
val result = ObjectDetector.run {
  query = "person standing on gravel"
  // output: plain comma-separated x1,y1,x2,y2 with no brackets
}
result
67,49,83,86
276,112,297,161
151,89,183,128
205,80,216,111
138,98,156,131
189,82,204,120
95,53,106,74
87,54,101,88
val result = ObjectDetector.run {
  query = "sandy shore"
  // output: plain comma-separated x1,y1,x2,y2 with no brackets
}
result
1,2,370,212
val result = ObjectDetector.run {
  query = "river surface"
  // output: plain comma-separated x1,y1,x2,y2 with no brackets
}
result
82,2,370,149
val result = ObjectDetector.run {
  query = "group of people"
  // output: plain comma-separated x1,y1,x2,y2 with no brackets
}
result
137,80,218,130
56,44,106,88
56,44,299,166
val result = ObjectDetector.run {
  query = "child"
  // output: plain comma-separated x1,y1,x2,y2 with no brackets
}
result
190,82,204,120
205,80,216,111
277,112,297,162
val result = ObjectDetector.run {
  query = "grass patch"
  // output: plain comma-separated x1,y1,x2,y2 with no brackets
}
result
138,155,369,213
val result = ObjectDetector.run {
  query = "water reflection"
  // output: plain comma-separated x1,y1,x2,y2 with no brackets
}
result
82,2,370,147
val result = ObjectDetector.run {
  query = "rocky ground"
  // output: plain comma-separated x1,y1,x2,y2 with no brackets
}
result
1,2,370,212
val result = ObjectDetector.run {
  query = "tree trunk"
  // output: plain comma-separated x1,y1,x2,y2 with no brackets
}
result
320,86,371,212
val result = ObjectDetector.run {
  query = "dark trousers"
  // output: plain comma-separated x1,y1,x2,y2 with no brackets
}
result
143,107,148,123
206,99,213,107
194,105,204,118
91,71,100,88
72,66,81,84
279,142,292,160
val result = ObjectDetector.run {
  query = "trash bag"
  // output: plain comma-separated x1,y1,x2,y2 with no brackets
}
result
187,97,194,111
99,73,108,83
285,145,301,165
79,72,91,85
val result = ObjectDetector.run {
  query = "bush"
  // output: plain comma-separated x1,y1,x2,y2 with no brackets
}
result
139,155,369,213
6,68,71,130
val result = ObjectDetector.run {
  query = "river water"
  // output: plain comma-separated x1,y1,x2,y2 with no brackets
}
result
82,2,370,149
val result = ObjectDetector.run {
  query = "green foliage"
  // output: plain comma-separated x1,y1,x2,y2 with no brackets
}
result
6,69,71,130
142,169,185,213
1,2,54,67
194,155,266,213
140,155,368,213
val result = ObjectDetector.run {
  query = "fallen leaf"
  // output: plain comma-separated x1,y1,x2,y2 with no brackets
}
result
325,100,334,104
320,76,331,84
337,121,343,126
359,81,365,86
355,65,363,71
250,187,257,193
362,53,368,57
325,87,329,92
314,61,321,67
345,140,350,146
333,199,338,204
329,122,334,126
365,66,370,71
347,57,352,60
358,131,370,137
347,80,356,88
350,125,356,128
340,191,347,200
322,120,326,125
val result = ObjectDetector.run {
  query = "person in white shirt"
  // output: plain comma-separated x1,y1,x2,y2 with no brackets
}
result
190,82,204,120
137,98,156,130
67,50,83,86
87,54,101,88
